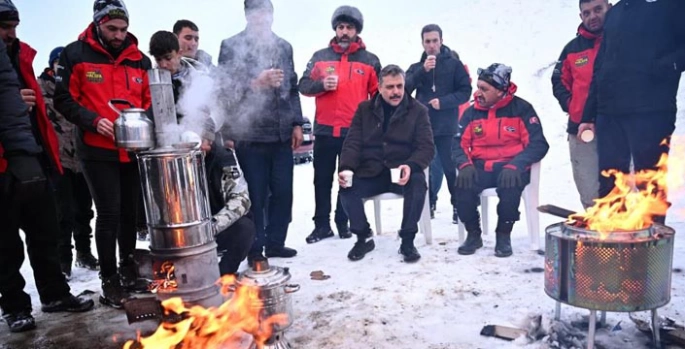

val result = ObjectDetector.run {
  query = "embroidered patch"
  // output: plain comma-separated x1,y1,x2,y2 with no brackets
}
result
355,68,365,75
574,56,589,67
325,66,336,75
473,124,484,137
504,126,516,133
529,116,539,124
85,70,104,83
133,77,143,84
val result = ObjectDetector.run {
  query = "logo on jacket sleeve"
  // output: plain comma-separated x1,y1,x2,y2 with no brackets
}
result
85,69,104,83
529,116,539,124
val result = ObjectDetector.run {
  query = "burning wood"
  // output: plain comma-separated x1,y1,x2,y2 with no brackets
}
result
148,261,178,294
123,275,288,349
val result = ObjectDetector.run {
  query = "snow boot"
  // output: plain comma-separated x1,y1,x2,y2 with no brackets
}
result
2,310,36,333
305,226,334,244
495,220,515,258
348,230,375,261
399,238,421,263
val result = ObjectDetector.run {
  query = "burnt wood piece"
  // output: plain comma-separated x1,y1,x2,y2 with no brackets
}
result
537,205,577,219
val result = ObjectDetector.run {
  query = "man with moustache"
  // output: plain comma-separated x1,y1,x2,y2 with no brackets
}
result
551,0,611,210
173,19,213,67
54,0,152,308
299,5,381,244
406,24,471,223
218,0,304,264
0,0,94,333
338,65,434,263
453,64,549,258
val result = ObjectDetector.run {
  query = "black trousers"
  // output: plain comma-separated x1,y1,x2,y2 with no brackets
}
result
216,215,256,275
429,135,459,207
312,135,348,228
0,173,70,314
81,160,139,279
55,168,94,263
340,169,427,239
455,165,529,230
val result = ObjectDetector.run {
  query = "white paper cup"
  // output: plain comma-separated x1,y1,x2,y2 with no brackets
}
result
580,129,595,143
391,168,402,183
340,170,354,188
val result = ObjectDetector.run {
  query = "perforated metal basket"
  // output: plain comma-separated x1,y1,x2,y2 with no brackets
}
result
544,222,675,312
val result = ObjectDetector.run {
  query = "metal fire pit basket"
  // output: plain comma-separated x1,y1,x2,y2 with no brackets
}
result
544,222,675,312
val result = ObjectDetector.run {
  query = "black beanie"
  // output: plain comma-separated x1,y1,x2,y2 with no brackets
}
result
244,0,273,12
331,5,363,34
0,0,19,22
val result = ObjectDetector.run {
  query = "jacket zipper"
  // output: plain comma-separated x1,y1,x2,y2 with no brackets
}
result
498,119,502,139
123,66,130,90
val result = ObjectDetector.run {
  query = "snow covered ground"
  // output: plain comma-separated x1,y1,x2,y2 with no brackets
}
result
6,0,685,348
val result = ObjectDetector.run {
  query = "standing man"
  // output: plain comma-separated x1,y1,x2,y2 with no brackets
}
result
0,2,94,333
54,0,152,308
173,19,213,67
552,0,610,210
38,46,98,279
219,0,304,263
299,5,381,244
579,0,685,220
405,24,472,223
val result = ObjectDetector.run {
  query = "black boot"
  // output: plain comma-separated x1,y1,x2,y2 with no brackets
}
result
2,310,36,333
336,223,352,239
41,294,95,313
430,203,436,219
457,228,483,255
348,231,375,261
265,246,298,258
399,238,421,263
99,274,131,309
495,220,515,258
305,226,334,244
75,251,99,271
247,253,267,268
452,207,459,224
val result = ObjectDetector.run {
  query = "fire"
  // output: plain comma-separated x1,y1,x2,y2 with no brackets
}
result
123,275,288,349
148,261,178,294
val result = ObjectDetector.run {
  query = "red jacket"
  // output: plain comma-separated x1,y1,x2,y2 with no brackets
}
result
551,25,601,135
0,41,62,174
54,24,152,163
298,37,381,138
452,83,549,172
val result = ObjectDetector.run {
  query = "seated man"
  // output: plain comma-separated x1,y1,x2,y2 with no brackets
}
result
338,65,434,263
149,31,254,275
453,63,549,258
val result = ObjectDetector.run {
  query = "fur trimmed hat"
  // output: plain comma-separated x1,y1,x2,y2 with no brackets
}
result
331,5,363,33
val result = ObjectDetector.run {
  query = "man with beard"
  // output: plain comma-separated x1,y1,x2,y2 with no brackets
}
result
0,0,94,333
551,0,611,210
218,0,304,264
338,65,434,263
406,24,472,223
299,5,381,244
453,64,549,258
54,0,152,309
173,19,213,67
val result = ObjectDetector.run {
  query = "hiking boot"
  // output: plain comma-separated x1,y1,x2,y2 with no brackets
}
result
2,310,36,333
495,232,513,258
305,226,334,244
452,207,459,224
99,274,131,309
60,262,72,281
430,203,436,219
119,264,149,294
347,237,375,261
457,229,483,255
265,246,298,258
41,294,94,313
75,252,99,271
336,223,352,239
399,241,421,263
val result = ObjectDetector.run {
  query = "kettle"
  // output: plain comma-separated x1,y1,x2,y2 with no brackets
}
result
109,99,155,151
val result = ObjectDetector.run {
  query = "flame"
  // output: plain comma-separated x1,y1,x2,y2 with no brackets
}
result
123,275,288,349
148,261,178,294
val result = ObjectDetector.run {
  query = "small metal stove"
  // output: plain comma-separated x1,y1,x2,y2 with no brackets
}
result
544,221,676,349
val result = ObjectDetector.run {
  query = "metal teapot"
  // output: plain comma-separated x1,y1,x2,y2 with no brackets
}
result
109,99,155,151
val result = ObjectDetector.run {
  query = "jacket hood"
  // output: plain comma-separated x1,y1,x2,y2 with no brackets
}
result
330,36,366,54
474,82,518,111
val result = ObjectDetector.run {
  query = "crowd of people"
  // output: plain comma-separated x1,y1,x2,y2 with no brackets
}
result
0,0,683,335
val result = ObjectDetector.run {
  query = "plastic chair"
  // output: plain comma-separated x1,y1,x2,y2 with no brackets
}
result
362,168,432,245
457,162,541,250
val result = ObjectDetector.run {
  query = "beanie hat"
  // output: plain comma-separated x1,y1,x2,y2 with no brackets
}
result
93,0,129,25
244,0,273,12
49,46,64,67
477,63,512,91
331,6,363,34
0,0,19,22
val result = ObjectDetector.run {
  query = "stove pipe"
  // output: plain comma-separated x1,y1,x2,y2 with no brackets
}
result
148,68,179,147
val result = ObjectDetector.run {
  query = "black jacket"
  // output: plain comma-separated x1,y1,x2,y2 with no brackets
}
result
405,45,472,136
582,0,685,121
218,30,304,143
339,94,435,178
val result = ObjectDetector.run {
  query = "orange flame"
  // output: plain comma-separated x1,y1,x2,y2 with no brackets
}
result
148,261,178,294
123,275,288,349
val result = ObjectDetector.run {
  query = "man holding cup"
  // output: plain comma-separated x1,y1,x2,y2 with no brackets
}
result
338,65,434,263
299,5,381,244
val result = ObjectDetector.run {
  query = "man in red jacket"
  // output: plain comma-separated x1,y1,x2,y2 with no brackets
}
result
299,5,381,244
0,0,94,333
552,0,611,209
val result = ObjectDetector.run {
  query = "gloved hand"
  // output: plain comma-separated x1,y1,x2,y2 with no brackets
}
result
498,168,522,188
456,165,478,189
5,155,46,200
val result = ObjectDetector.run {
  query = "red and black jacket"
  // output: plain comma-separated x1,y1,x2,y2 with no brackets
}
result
551,25,601,135
452,83,549,172
298,37,381,138
0,40,62,174
54,23,152,163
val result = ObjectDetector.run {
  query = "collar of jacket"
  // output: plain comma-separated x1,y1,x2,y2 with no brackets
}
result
419,44,457,63
330,36,366,54
39,67,55,82
371,93,411,121
78,23,143,63
473,82,518,111
577,23,601,40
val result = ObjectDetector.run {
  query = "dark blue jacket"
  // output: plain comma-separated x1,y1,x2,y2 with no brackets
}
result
405,45,471,136
582,0,685,121
218,31,304,143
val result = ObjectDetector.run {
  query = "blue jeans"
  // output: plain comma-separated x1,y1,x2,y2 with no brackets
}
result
235,141,294,255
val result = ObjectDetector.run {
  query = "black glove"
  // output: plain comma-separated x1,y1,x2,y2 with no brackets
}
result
498,168,522,188
7,155,45,184
456,165,478,189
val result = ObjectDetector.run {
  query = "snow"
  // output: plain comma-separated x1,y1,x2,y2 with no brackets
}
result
7,0,685,348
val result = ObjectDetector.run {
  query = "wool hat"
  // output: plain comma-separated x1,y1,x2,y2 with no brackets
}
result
331,5,363,33
244,0,273,12
0,0,19,22
477,63,512,91
93,0,129,25
49,46,64,67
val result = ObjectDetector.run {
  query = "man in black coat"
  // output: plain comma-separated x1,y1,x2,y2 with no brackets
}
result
578,0,685,222
406,24,471,222
338,65,435,263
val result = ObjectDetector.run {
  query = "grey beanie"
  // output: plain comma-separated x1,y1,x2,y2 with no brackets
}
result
331,5,363,33
93,0,129,25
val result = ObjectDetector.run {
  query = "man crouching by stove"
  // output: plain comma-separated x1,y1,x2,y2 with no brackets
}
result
149,31,254,275
338,65,434,263
453,63,549,258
